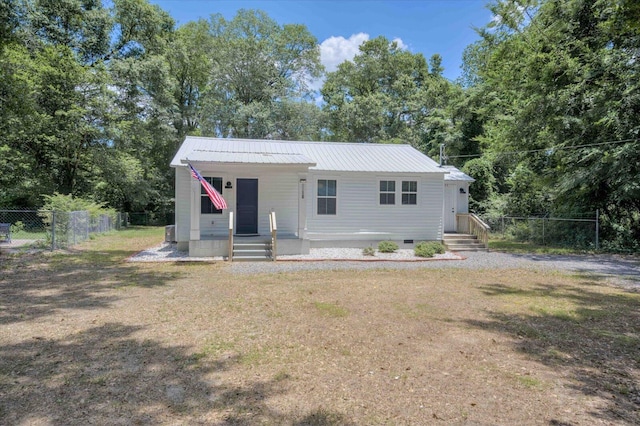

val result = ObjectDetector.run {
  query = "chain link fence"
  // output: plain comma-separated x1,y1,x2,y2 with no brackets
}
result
0,209,129,250
127,211,173,226
483,213,599,249
0,209,48,248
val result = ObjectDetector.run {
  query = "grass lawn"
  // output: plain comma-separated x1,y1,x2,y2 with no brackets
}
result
1,227,638,425
489,237,596,255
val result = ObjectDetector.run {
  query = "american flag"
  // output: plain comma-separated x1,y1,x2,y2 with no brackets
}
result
188,163,228,210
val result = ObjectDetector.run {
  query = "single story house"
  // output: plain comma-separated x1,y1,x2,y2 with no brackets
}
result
170,137,474,257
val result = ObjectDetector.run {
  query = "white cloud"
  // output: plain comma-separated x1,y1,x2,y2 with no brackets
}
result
308,33,408,101
391,37,407,50
319,32,370,73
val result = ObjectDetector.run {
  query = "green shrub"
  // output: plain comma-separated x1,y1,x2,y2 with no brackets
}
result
362,246,375,256
377,241,398,253
11,221,25,235
414,241,445,258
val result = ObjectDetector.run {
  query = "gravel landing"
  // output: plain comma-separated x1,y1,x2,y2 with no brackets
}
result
128,243,462,263
128,243,640,289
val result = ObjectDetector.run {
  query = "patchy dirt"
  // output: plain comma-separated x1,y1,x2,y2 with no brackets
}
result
1,230,639,425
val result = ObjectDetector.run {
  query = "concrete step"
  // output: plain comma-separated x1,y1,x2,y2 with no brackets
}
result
232,241,273,261
445,244,488,252
443,234,488,252
233,242,271,248
443,234,477,240
231,255,273,261
444,238,483,244
233,249,272,255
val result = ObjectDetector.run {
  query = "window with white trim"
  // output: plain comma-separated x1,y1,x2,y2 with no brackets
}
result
317,179,337,215
402,180,417,205
379,180,395,205
201,177,223,214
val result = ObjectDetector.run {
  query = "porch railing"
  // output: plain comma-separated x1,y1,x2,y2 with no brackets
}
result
456,213,491,247
269,211,277,261
228,211,234,262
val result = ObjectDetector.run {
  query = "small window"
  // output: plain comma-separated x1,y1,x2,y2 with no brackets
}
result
201,177,223,214
317,179,337,215
379,180,395,205
402,180,417,205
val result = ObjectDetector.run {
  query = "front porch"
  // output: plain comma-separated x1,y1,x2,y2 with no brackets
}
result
187,233,310,258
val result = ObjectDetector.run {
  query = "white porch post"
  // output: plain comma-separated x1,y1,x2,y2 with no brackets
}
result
190,177,201,240
298,174,308,239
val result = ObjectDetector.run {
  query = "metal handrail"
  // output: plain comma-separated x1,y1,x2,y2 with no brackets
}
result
269,211,277,261
228,211,234,262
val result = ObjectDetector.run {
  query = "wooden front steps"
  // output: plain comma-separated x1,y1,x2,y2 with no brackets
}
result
232,241,273,261
443,233,488,252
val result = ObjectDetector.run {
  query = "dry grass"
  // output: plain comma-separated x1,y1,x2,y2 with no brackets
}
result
1,228,639,425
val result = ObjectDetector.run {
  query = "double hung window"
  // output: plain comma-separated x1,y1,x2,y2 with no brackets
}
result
317,179,337,215
201,177,223,214
379,180,395,205
401,181,417,205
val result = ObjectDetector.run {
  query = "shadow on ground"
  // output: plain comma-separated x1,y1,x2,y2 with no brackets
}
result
0,246,350,424
0,322,351,424
0,249,177,324
467,281,640,425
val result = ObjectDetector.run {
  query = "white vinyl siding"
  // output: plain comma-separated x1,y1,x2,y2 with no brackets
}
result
175,166,192,243
306,172,443,241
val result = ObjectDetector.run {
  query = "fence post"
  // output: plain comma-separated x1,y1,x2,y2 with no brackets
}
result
51,210,56,251
595,209,599,250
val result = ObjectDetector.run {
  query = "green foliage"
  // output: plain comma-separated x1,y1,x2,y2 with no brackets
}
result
0,0,178,211
414,241,445,258
462,157,496,213
362,246,376,256
39,193,118,248
41,193,115,220
462,0,640,249
377,241,398,253
10,221,24,235
200,10,323,139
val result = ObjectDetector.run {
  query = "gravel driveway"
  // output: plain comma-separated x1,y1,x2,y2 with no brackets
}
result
130,244,639,289
235,251,640,287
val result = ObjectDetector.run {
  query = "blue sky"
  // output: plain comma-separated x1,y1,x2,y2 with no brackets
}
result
148,0,494,81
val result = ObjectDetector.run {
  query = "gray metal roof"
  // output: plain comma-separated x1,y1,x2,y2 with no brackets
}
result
442,165,475,182
171,137,446,174
186,150,316,166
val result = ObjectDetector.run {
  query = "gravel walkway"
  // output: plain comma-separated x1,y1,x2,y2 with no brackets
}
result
129,243,639,289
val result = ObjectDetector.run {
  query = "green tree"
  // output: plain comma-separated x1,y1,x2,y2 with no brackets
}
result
201,9,323,139
321,36,467,158
463,0,640,249
0,0,176,212
167,19,213,139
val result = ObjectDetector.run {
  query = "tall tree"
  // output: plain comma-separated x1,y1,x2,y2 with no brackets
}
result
321,36,467,158
167,19,213,139
463,0,640,248
0,0,176,211
200,9,323,139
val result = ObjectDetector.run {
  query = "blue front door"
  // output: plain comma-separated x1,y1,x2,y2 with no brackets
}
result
236,178,258,234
